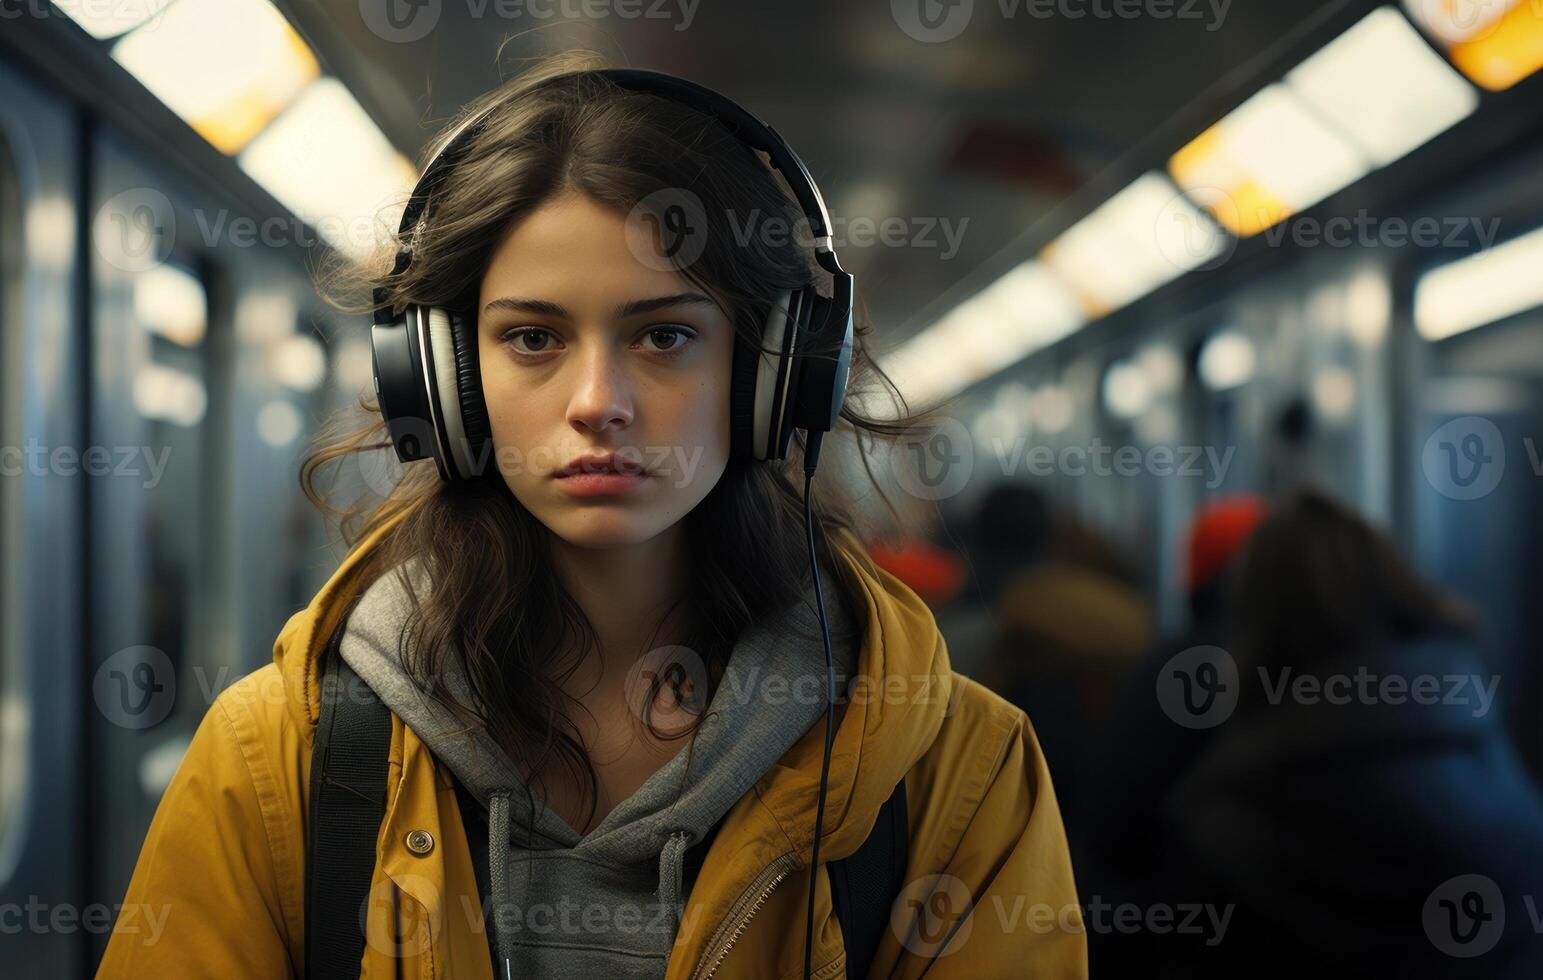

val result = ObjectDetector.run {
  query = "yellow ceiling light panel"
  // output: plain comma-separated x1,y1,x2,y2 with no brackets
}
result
193,32,321,154
113,0,321,155
1168,124,1295,237
1168,86,1370,237
1449,0,1543,89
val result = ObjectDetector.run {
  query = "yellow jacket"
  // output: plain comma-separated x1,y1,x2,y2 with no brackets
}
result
98,516,1087,979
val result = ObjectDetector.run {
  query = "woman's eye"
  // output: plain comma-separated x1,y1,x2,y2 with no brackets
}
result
503,328,559,354
641,325,696,355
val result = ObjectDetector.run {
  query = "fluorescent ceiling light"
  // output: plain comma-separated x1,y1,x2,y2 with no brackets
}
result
112,0,319,154
1170,85,1371,236
134,363,207,427
134,264,207,347
1103,360,1152,419
1224,87,1371,210
1312,365,1358,422
1415,225,1543,339
882,260,1087,407
1344,266,1392,348
1030,384,1074,434
1287,7,1478,167
257,400,304,447
1136,343,1184,394
55,0,175,39
1042,171,1229,313
269,334,328,392
1198,331,1257,390
238,77,416,262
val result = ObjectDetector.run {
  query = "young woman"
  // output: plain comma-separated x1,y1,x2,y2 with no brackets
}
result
98,54,1085,980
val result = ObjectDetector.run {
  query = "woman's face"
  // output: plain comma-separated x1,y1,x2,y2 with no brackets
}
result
476,190,736,549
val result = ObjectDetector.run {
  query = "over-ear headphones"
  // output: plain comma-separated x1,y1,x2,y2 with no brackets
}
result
370,68,857,980
369,68,855,483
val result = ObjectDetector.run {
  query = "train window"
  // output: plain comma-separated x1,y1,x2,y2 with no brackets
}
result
131,263,209,701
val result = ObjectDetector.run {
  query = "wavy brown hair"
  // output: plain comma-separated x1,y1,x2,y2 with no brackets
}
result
300,51,946,832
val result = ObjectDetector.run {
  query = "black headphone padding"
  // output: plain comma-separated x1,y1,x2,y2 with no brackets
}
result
447,307,492,476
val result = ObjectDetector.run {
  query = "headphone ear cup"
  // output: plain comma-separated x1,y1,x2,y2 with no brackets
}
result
447,308,492,477
371,308,436,464
748,288,804,461
729,316,762,462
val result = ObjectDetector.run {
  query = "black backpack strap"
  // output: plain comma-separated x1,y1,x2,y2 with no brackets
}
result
828,775,910,980
305,628,393,980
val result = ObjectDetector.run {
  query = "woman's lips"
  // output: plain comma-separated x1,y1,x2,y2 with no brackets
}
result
553,470,650,496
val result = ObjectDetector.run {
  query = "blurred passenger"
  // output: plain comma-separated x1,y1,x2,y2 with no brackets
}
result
1072,495,1266,822
933,482,1052,679
940,485,1154,804
1070,494,1265,975
1085,486,1543,978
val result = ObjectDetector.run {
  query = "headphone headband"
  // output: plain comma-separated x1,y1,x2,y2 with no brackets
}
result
369,67,854,478
375,68,843,327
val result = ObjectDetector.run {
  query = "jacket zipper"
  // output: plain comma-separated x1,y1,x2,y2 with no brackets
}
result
691,851,801,980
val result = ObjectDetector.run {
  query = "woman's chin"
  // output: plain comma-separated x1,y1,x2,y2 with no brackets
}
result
548,511,669,550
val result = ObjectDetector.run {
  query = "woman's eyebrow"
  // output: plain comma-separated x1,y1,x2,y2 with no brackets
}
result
481,292,718,319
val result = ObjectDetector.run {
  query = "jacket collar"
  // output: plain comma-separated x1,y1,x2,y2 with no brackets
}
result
274,509,955,971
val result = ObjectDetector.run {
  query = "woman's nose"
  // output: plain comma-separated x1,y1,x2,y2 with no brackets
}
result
566,345,635,435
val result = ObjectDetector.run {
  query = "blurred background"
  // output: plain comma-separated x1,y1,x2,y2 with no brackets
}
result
3,0,1543,975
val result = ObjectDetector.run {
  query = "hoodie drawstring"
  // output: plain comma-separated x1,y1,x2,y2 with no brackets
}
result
658,830,691,937
488,790,514,978
489,794,691,972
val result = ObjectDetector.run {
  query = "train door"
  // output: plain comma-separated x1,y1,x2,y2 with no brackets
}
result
87,129,221,965
1412,303,1543,775
0,57,88,978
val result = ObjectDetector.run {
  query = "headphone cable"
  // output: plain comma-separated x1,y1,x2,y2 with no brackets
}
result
801,430,836,980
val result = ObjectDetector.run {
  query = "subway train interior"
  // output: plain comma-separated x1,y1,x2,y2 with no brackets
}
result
3,0,1543,976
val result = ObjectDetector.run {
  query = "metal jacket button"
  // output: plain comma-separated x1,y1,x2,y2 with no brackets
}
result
405,829,435,855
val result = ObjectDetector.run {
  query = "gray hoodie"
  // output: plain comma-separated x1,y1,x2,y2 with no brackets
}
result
339,557,860,979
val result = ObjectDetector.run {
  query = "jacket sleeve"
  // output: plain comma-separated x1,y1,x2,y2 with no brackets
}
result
887,686,1088,979
96,680,299,979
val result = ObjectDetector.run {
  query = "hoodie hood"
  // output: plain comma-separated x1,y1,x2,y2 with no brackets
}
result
270,510,955,976
337,549,864,976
